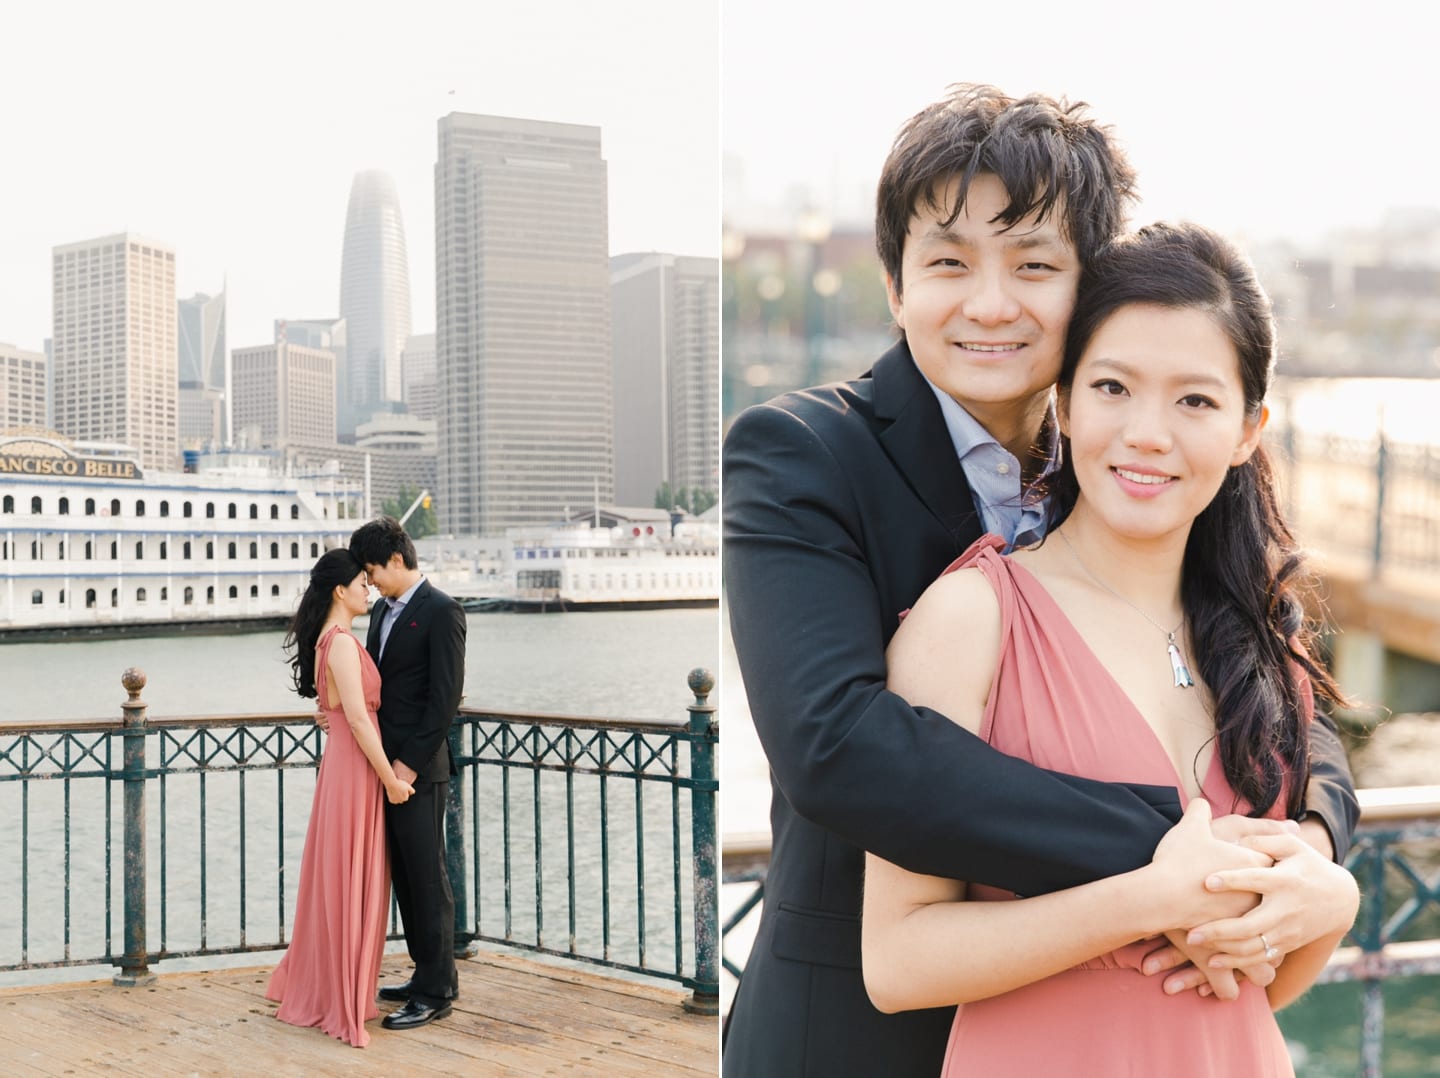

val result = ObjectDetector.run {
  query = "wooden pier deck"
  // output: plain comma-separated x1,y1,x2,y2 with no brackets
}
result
0,950,718,1076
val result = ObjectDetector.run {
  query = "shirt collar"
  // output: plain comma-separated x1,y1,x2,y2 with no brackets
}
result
388,575,425,611
920,371,1061,477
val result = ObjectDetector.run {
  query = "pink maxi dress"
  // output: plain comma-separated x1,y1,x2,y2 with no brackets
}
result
937,536,1296,1078
265,625,390,1047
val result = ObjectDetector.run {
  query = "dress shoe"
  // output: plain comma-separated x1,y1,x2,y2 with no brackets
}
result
381,999,452,1030
378,978,459,1003
377,980,413,1002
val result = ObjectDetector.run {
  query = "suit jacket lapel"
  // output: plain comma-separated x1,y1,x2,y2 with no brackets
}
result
365,602,383,662
870,341,978,542
378,579,432,669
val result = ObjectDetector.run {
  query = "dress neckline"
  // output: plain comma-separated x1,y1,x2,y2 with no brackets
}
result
981,541,1222,805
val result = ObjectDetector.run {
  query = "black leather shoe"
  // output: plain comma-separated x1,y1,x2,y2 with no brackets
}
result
381,999,452,1030
378,979,459,1003
377,980,413,1002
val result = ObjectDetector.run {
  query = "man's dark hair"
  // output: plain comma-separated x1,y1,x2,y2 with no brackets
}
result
349,515,418,570
875,83,1138,295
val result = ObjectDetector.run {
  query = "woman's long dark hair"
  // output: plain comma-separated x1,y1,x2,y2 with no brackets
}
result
1043,222,1345,817
283,547,364,698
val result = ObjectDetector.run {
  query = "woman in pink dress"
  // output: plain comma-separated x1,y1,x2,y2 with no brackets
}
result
266,548,415,1047
862,223,1361,1076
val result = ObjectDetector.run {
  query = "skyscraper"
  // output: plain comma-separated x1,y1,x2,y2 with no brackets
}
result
231,342,336,448
436,112,614,536
177,289,228,447
402,332,436,421
610,252,719,508
276,317,347,439
52,233,177,470
0,342,47,433
339,170,411,436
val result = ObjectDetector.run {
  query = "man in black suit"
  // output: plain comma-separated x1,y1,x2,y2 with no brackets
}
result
722,84,1359,1077
349,516,467,1030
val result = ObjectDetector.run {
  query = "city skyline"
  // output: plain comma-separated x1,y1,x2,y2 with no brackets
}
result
0,1,718,356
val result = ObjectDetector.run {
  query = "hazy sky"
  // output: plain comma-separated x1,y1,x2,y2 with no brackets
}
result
724,0,1440,247
0,0,718,354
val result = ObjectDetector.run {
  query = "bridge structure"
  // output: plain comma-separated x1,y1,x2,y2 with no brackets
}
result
1272,415,1440,718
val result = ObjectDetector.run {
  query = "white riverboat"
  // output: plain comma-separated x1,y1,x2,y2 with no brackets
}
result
416,507,719,612
0,434,362,638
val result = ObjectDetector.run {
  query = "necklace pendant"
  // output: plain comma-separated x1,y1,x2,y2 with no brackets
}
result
1167,637,1195,689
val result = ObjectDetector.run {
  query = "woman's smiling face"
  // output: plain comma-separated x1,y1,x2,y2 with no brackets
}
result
1061,302,1266,544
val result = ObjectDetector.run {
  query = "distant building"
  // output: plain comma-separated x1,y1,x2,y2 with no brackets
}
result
285,438,435,520
52,233,178,470
276,317,348,440
0,342,47,433
610,253,719,508
231,341,336,447
177,290,228,447
355,411,437,454
436,112,614,535
402,332,436,420
339,171,412,436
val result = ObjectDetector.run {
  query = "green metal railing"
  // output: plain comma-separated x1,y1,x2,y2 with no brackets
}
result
0,667,719,1015
722,786,1440,1076
1272,416,1440,577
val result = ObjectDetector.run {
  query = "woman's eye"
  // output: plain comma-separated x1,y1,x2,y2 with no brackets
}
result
1090,379,1126,396
1180,394,1218,409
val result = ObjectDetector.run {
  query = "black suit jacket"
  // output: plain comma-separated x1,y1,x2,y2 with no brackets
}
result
721,341,1359,1078
366,578,467,784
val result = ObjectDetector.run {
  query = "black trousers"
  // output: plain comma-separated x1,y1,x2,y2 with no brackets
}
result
385,780,457,1006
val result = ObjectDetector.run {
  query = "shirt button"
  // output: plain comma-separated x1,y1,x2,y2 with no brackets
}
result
996,462,1011,476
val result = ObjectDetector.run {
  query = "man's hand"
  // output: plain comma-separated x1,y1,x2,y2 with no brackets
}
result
385,777,416,805
393,759,419,786
1139,810,1292,997
314,706,329,733
1142,930,1278,1000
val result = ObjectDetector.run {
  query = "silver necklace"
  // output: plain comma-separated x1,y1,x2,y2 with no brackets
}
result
1058,530,1195,689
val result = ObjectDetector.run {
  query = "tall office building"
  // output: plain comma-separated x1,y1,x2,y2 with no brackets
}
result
0,343,47,433
177,289,228,447
610,253,719,507
436,112,614,535
52,233,178,470
276,317,347,438
231,342,336,448
339,170,411,436
402,332,436,421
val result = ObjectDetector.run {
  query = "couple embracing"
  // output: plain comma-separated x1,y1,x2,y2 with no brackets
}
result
724,85,1361,1076
264,516,466,1047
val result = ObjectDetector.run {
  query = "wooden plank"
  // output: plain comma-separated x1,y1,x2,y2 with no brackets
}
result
0,950,717,1077
459,965,715,1067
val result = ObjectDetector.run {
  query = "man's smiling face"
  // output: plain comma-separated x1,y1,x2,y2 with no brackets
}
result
886,172,1080,433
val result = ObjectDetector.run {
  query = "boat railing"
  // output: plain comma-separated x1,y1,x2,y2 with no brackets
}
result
722,786,1440,1076
0,668,719,1015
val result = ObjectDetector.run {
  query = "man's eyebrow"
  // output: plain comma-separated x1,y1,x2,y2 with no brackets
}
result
915,225,1068,251
917,225,972,245
1005,233,1069,252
